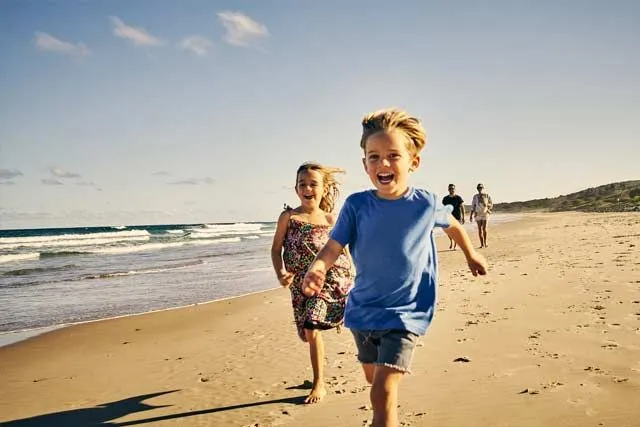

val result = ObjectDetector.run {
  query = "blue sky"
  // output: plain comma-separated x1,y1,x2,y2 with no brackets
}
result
1,1,638,229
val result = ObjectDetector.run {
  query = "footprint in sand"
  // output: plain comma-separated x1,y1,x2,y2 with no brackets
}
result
541,381,565,391
584,366,609,376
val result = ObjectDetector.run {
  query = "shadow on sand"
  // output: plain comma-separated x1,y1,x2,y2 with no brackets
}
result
3,390,308,426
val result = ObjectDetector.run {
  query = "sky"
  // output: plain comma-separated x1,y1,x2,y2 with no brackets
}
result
0,0,638,229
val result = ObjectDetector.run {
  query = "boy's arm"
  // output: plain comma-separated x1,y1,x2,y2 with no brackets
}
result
444,216,487,276
302,239,344,296
460,200,466,224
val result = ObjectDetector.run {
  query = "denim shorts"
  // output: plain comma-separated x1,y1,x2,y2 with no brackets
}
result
351,329,419,373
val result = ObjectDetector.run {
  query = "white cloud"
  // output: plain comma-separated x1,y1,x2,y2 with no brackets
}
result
0,181,17,185
180,36,214,56
34,32,90,57
217,11,269,47
76,181,97,187
50,167,81,179
168,177,215,185
152,171,171,176
42,178,63,186
0,169,23,180
169,179,199,186
109,16,163,47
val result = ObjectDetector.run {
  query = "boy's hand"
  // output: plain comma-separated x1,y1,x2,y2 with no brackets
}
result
466,251,488,276
278,271,294,288
302,269,325,297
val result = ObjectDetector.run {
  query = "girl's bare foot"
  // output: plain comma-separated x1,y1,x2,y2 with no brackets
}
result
304,383,327,404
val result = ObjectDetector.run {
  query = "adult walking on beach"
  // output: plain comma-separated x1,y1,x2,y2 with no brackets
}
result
470,183,493,248
442,184,465,250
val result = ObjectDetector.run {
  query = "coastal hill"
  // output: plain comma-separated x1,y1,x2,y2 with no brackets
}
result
494,180,640,213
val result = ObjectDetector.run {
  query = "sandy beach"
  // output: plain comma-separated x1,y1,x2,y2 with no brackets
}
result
1,212,639,427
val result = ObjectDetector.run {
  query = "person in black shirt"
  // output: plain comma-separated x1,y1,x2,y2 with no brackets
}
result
442,184,465,250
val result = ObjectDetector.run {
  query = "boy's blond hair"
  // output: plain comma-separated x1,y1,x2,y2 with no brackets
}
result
296,162,345,213
360,108,427,156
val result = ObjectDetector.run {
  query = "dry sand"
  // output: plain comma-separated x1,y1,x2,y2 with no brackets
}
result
1,212,639,427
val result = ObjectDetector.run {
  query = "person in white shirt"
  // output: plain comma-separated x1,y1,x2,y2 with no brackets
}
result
470,183,493,248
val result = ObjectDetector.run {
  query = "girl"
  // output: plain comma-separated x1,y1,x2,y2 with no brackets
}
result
271,162,354,404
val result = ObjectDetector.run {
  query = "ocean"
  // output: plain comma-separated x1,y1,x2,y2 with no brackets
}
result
0,222,278,345
0,214,521,347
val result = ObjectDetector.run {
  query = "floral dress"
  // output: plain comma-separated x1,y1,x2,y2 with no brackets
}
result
283,217,354,341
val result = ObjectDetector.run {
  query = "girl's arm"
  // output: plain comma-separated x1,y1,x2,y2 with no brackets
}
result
302,239,345,296
270,209,294,287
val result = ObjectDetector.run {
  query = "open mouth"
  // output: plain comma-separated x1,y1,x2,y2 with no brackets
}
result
377,173,394,185
303,195,315,200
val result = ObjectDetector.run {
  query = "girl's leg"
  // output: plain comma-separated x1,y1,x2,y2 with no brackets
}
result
304,328,326,403
370,365,404,427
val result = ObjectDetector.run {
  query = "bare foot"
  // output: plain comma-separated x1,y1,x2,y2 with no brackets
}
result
304,383,327,404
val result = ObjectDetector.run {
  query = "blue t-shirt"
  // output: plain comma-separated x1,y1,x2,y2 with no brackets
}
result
330,188,451,336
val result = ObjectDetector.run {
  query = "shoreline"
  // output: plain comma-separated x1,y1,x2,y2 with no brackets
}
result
0,286,280,348
0,214,524,347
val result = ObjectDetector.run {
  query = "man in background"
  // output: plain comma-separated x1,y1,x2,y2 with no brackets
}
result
442,184,465,250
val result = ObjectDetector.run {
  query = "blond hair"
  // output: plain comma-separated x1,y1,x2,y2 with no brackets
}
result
360,108,427,156
296,162,345,213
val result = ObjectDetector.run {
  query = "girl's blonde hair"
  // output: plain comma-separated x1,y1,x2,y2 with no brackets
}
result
360,108,427,156
296,162,345,213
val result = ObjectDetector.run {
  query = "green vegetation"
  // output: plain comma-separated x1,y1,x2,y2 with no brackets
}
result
493,180,640,213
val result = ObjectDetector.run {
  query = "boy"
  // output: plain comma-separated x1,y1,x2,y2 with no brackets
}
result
302,108,487,427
